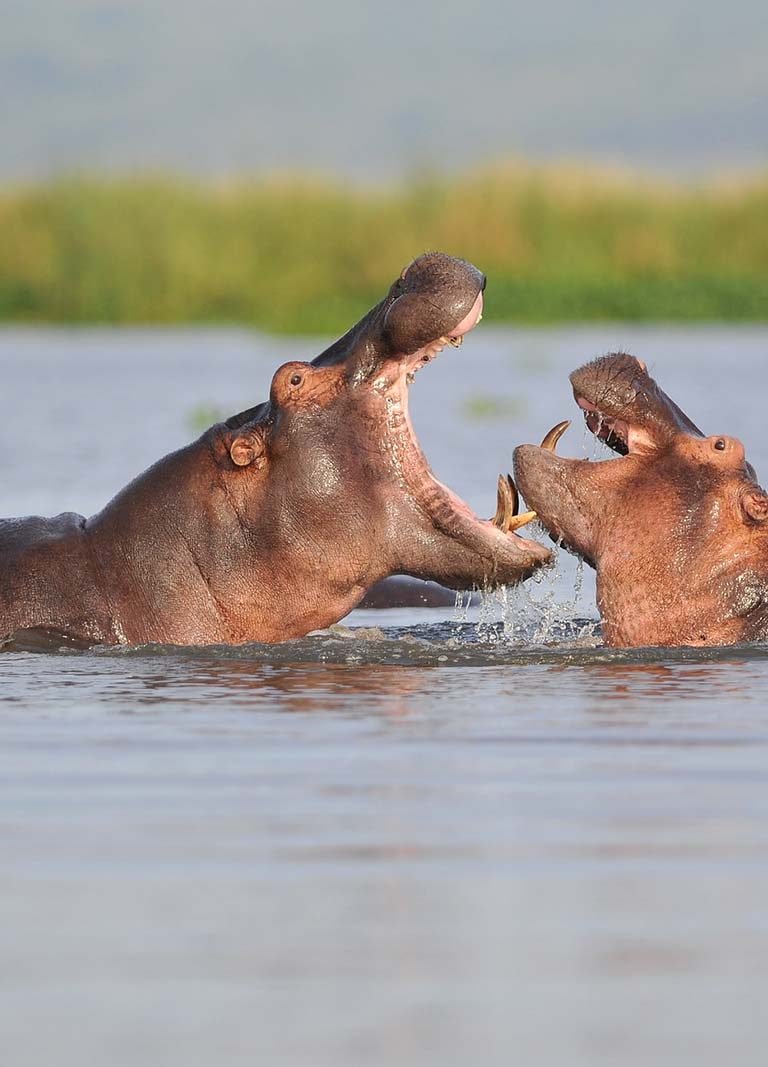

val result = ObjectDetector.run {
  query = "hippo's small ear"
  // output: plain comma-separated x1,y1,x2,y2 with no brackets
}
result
229,428,267,469
742,489,768,524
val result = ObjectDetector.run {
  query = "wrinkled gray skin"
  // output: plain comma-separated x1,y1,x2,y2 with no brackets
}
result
0,253,550,646
514,353,768,648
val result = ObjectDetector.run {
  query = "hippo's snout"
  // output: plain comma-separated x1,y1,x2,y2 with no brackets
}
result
569,353,650,419
569,351,702,454
382,253,486,358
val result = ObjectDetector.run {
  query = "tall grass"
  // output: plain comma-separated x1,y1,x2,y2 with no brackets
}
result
0,164,766,331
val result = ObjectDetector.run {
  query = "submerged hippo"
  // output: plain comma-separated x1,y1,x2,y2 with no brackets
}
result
514,353,768,648
0,253,549,646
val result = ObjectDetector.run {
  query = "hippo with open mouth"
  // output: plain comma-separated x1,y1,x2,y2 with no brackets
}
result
514,353,768,648
0,253,549,646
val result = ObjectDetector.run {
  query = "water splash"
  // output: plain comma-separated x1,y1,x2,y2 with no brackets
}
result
465,541,598,646
6,618,768,669
453,587,473,622
466,414,609,644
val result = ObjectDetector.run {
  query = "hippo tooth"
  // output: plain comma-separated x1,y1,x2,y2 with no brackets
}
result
506,510,538,532
503,473,538,530
506,473,520,516
492,474,515,530
492,475,536,533
447,335,463,348
540,420,572,453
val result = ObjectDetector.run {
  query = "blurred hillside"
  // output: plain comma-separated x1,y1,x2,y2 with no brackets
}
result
2,0,766,179
1,166,766,330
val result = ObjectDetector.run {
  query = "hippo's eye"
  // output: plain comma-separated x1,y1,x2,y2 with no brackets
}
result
714,438,726,451
290,373,303,387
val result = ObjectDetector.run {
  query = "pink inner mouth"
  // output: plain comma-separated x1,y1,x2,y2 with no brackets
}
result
577,397,630,453
576,396,656,455
380,292,548,561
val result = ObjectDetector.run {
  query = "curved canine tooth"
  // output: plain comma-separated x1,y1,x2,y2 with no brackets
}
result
493,474,536,533
506,473,520,517
540,420,571,453
447,335,463,348
507,510,537,532
492,474,515,530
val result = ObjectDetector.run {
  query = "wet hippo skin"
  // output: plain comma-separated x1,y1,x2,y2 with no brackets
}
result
0,253,549,646
514,353,768,648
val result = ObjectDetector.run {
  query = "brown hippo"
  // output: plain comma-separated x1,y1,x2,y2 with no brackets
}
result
0,253,548,647
513,353,768,648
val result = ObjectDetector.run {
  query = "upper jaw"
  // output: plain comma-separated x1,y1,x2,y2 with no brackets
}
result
570,353,702,456
311,253,486,380
569,353,649,406
570,353,653,455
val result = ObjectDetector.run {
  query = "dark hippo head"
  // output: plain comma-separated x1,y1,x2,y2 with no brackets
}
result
199,252,550,637
513,353,768,648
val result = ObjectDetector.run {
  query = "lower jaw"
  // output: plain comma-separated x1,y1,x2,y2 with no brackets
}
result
410,468,550,562
381,367,547,565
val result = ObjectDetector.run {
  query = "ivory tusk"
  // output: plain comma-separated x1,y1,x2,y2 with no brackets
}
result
540,420,571,453
493,474,534,533
492,474,515,530
506,510,537,532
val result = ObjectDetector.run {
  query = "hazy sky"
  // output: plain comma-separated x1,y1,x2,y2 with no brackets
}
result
2,0,766,179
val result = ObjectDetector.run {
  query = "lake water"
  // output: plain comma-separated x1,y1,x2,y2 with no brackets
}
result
2,325,768,1066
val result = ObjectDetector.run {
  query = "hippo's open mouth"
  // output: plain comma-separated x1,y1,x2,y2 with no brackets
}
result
392,300,549,566
573,390,665,458
576,397,632,456
512,352,708,570
305,250,552,587
569,354,668,458
566,352,702,459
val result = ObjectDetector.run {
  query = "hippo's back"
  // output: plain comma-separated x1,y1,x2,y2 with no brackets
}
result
0,512,111,641
0,511,86,556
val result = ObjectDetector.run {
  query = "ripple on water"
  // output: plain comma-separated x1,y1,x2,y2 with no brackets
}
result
4,618,768,670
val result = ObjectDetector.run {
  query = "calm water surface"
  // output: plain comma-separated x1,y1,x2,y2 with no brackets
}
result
1,326,768,1066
